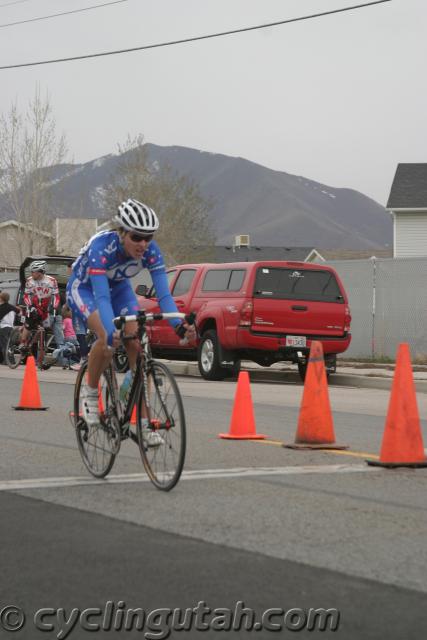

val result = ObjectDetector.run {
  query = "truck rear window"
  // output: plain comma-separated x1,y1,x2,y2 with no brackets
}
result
254,267,344,303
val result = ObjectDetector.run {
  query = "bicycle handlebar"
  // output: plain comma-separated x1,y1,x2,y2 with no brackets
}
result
113,311,191,330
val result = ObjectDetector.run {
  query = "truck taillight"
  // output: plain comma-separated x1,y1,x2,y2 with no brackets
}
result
239,301,253,326
344,305,352,332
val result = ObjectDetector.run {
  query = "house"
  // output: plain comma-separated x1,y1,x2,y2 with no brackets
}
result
0,220,54,269
214,235,325,263
55,217,99,255
387,163,427,257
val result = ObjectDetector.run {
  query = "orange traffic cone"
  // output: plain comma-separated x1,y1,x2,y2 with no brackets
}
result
284,341,347,450
130,405,136,425
367,343,427,468
13,356,48,411
219,371,267,439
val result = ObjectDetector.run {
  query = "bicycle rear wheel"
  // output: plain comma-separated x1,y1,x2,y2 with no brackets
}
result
136,361,186,491
73,363,120,478
5,327,25,369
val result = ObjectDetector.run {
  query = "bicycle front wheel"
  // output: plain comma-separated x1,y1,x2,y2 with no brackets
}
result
5,327,24,369
136,361,186,491
73,363,120,478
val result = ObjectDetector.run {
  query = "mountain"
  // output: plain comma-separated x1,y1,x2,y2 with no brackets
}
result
0,143,392,249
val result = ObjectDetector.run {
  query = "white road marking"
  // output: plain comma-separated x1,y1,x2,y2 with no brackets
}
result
0,464,374,491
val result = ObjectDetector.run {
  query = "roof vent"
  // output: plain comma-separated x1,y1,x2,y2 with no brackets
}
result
234,234,250,248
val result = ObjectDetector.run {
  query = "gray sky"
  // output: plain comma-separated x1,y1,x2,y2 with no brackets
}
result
0,0,424,205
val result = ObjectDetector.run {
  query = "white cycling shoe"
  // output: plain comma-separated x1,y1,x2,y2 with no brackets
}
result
81,385,100,427
141,420,164,447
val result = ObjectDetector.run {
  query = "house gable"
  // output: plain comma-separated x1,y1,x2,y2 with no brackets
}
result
387,164,427,210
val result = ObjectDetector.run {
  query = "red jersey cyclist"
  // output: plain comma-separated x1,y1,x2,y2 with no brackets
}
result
21,260,60,345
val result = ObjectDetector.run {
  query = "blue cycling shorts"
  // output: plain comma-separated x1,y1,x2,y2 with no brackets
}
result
66,276,140,335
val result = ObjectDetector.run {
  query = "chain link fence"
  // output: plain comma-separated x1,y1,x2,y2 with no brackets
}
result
326,258,427,360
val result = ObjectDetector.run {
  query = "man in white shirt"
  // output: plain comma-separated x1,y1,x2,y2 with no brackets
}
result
0,291,17,364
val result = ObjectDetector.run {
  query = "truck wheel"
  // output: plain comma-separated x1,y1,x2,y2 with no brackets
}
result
297,362,307,382
298,362,331,383
224,359,241,379
198,330,228,381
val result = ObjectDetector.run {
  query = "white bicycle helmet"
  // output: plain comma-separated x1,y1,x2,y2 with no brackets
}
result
114,199,160,234
29,260,47,273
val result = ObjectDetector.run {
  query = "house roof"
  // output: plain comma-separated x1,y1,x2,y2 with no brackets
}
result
321,248,393,260
387,164,427,209
214,246,324,262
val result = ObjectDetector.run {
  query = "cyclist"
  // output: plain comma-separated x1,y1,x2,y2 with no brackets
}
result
20,260,60,347
66,198,195,438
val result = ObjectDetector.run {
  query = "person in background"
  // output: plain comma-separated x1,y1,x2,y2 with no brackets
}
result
66,263,89,363
61,304,81,370
0,291,18,364
50,288,66,351
52,303,80,368
21,260,60,346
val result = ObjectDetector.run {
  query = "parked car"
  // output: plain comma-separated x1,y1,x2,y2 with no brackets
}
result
136,260,352,381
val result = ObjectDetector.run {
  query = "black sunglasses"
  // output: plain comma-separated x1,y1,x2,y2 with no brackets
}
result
129,232,154,243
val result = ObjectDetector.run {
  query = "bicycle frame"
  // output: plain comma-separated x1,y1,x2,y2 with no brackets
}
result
107,310,192,437
105,319,165,440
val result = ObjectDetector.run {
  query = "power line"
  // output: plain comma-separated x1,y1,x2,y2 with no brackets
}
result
0,0,33,8
0,0,392,71
0,0,130,29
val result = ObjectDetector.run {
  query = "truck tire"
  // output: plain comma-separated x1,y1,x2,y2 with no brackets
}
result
198,330,229,381
297,362,307,382
297,362,331,383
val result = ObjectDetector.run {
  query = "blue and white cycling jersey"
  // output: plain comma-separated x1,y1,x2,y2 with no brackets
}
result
67,230,180,344
72,230,165,283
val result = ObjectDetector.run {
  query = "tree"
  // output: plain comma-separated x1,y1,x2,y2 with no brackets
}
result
0,87,67,263
102,135,216,265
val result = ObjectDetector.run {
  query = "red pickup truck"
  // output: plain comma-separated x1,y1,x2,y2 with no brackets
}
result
137,260,351,381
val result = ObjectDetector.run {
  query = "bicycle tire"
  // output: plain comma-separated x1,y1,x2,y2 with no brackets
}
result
5,327,25,369
73,362,119,478
136,361,186,491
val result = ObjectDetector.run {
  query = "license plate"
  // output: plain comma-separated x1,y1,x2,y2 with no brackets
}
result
285,335,306,347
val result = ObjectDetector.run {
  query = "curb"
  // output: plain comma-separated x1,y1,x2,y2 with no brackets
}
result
165,362,427,394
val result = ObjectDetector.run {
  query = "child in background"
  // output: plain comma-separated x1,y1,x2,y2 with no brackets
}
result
63,305,78,342
53,305,80,369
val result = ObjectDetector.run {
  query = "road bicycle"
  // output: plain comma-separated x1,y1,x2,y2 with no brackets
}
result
73,310,195,491
5,312,56,370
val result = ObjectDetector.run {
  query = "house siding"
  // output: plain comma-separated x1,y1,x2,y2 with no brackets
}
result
394,212,427,257
56,218,98,256
0,224,52,268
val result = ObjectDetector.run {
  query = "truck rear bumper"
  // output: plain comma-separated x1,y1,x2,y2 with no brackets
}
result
235,328,351,355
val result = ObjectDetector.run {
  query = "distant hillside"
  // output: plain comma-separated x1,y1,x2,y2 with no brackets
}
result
0,143,392,250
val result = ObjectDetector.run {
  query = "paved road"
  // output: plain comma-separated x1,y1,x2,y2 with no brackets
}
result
1,369,427,639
